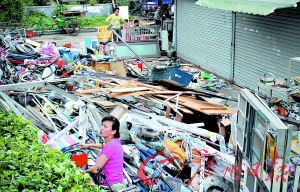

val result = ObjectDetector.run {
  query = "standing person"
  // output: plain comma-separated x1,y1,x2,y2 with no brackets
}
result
80,116,125,191
106,7,127,42
163,13,173,42
154,4,169,25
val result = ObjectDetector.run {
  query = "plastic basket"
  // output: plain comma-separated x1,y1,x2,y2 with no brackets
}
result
150,67,193,87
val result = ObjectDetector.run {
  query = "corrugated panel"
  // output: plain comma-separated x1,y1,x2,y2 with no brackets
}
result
234,8,300,100
177,0,232,79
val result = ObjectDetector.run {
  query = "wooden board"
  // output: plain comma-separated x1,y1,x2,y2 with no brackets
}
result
106,87,151,93
95,101,117,108
108,91,151,98
75,89,102,94
154,95,235,115
107,91,190,98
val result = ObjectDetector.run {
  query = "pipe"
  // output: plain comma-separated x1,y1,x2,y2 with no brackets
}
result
106,24,152,71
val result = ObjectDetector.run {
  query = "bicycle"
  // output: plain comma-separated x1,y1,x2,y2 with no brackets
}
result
30,14,80,37
19,55,60,82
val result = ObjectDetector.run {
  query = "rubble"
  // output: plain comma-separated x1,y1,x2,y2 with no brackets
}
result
0,27,239,191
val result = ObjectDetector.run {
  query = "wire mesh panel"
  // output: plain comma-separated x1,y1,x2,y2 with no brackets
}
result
126,25,161,41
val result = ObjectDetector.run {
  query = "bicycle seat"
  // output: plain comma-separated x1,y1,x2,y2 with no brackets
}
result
52,16,57,19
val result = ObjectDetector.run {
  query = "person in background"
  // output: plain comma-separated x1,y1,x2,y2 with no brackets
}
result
106,7,127,42
154,3,169,25
80,116,124,191
133,19,139,27
163,12,173,42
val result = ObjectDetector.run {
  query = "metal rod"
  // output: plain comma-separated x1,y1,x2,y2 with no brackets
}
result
107,24,152,71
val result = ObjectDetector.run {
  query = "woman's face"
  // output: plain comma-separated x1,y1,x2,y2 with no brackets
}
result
100,121,116,138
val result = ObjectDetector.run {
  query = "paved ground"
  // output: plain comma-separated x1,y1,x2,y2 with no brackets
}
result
33,31,98,53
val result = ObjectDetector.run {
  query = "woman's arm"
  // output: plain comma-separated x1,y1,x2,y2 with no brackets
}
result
85,154,109,174
79,143,104,149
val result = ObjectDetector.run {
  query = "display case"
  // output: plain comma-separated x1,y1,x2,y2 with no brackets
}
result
234,89,293,192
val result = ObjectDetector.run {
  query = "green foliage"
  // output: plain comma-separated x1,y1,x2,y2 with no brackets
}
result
116,0,129,6
78,15,109,28
22,15,109,29
28,10,46,17
33,0,50,6
52,4,69,16
0,112,103,191
0,0,25,23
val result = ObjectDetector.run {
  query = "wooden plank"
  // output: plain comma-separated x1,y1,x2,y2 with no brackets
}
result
75,89,102,94
175,114,183,122
95,101,117,108
108,91,152,98
126,80,167,91
108,91,191,98
111,78,127,85
155,95,226,109
201,109,236,115
107,87,151,93
153,95,235,115
147,96,194,114
165,106,171,118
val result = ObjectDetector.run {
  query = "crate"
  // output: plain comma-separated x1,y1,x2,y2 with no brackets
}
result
150,67,192,87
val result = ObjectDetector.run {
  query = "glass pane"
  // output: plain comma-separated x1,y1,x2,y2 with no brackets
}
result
252,133,262,159
255,114,266,138
237,110,245,129
116,44,158,57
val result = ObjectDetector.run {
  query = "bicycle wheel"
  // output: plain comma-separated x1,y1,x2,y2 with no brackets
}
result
131,8,141,16
147,12,155,22
66,22,80,36
31,23,43,37
15,43,35,54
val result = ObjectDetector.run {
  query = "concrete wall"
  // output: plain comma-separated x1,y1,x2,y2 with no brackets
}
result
24,4,113,18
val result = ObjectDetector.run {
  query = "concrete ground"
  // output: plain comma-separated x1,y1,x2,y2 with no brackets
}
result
33,31,98,53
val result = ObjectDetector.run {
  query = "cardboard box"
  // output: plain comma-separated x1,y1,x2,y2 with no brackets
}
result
110,105,127,120
110,60,126,77
91,60,110,72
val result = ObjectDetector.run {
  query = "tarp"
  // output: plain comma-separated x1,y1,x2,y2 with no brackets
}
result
195,0,300,16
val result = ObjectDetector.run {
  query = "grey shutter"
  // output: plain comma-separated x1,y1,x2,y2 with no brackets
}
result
177,0,232,79
234,8,300,100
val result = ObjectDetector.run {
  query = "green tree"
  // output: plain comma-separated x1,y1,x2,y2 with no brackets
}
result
0,0,24,23
116,0,129,6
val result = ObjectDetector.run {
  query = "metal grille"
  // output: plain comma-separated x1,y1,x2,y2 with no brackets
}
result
176,0,233,79
234,8,300,100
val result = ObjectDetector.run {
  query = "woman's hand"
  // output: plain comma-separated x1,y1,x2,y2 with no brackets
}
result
79,143,90,149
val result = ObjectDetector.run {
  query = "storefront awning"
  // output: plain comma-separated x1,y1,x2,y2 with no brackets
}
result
195,0,299,15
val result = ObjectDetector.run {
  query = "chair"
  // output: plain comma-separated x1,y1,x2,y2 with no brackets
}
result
96,26,112,43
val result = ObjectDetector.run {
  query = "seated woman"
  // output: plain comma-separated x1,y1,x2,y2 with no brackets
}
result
80,116,124,191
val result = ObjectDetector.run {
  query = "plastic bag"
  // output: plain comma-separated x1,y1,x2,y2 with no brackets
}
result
119,121,134,144
39,42,60,58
